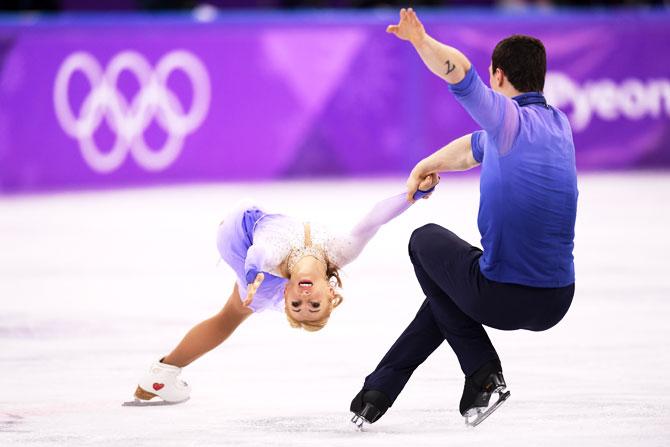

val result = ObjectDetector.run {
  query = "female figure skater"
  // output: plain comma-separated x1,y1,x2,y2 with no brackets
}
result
125,175,439,406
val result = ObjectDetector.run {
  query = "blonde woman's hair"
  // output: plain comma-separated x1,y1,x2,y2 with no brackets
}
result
285,260,344,332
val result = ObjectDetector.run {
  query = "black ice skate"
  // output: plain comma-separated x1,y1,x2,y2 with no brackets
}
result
349,389,391,430
460,360,510,427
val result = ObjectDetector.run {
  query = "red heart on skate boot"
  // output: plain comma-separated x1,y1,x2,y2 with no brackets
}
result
152,383,164,391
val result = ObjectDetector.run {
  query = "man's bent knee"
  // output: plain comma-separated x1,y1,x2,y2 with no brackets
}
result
408,223,444,261
409,223,443,246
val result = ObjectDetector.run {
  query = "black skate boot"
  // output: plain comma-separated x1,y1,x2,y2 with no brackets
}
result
460,359,511,427
350,389,391,430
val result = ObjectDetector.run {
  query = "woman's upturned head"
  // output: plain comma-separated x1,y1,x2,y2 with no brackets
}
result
283,256,343,332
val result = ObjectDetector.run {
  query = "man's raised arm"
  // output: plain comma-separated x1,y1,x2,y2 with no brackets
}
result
387,8,471,85
389,8,520,150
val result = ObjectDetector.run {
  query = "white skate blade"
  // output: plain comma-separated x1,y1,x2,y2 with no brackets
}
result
122,397,190,407
465,390,510,427
350,414,368,431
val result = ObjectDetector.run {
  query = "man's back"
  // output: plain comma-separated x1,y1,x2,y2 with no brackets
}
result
451,68,578,288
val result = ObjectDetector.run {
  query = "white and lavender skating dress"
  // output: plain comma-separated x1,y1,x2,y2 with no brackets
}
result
216,189,433,312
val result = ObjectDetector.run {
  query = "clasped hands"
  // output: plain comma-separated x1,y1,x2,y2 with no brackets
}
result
408,170,441,203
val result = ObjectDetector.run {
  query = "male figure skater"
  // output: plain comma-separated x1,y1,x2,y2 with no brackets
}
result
351,8,577,427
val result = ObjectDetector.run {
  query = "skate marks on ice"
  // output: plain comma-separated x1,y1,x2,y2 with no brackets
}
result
122,398,191,407
229,408,478,438
0,312,119,339
232,408,462,437
232,414,359,436
0,413,26,433
0,313,71,338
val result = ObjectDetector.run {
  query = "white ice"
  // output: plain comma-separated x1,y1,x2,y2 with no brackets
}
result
1,174,669,446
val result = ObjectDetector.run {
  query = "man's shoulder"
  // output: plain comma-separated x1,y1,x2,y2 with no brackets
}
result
517,103,573,133
549,104,570,120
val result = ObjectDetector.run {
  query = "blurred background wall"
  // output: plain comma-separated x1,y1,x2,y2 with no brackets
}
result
3,1,669,10
0,1,668,193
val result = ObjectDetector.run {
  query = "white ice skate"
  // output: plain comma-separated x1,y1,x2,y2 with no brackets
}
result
122,360,191,407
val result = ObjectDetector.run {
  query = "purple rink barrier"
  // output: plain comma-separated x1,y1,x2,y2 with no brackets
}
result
0,10,669,193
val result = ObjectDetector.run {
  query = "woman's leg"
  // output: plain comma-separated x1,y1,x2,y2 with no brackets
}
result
162,283,252,367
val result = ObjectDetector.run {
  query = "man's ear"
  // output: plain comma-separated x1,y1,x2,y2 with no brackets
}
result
495,68,505,88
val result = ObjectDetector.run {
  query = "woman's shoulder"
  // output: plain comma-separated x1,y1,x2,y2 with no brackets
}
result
248,215,302,276
308,224,354,269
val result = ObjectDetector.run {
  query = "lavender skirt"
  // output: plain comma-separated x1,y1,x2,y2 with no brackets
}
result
216,206,286,312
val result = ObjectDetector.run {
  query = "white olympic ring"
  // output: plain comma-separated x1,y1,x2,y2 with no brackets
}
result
53,50,211,173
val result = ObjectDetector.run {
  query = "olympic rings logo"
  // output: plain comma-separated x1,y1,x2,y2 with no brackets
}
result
53,50,211,173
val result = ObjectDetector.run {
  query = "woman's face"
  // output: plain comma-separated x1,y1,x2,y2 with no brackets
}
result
284,269,335,323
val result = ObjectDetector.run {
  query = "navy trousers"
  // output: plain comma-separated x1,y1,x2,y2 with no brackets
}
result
363,224,574,404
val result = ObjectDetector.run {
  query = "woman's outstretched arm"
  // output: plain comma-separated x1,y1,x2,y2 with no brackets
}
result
162,282,254,368
331,175,438,267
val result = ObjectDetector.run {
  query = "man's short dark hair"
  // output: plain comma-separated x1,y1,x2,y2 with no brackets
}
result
491,35,546,93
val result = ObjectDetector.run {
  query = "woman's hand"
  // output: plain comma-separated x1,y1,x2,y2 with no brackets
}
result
386,8,426,46
243,272,264,308
407,169,440,202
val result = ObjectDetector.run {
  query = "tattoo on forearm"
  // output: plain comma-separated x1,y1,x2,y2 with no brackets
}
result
445,60,456,75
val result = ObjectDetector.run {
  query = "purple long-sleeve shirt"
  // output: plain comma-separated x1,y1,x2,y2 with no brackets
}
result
449,67,577,287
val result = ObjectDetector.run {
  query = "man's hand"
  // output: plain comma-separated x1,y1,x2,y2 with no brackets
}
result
387,8,470,84
407,171,440,202
386,8,426,46
419,172,440,192
243,272,264,308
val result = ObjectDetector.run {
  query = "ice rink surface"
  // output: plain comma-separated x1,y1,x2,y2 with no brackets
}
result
1,173,669,446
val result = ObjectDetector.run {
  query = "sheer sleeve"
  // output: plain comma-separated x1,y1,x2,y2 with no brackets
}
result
327,189,432,268
449,67,520,157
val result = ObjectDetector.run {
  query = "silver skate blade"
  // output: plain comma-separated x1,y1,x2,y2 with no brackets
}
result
465,390,510,427
122,397,190,407
350,414,367,431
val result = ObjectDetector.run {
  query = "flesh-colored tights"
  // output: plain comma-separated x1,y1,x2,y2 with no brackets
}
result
162,283,252,368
